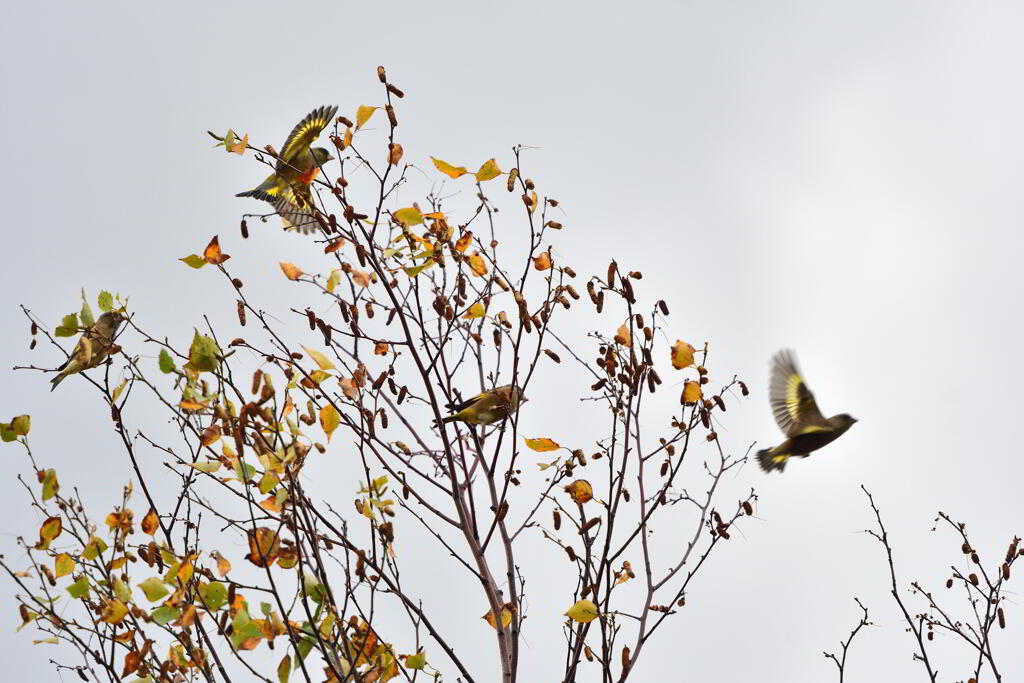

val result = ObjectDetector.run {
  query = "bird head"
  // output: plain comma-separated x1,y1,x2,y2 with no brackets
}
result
98,310,126,330
311,147,334,165
832,413,858,430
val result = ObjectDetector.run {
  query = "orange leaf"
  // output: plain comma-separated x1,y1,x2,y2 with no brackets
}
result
614,324,632,348
35,516,62,550
141,508,159,536
245,528,281,568
199,423,222,447
564,479,593,504
352,269,372,288
533,252,552,271
373,342,389,356
324,238,346,254
279,262,304,281
455,230,473,253
525,437,560,452
211,551,231,577
203,235,230,265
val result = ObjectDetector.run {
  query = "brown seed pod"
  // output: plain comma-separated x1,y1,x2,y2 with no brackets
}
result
553,509,561,530
236,301,246,326
566,546,577,562
945,578,953,589
397,386,408,404
969,573,979,586
743,501,754,516
544,349,561,363
607,261,617,286
377,65,387,82
386,83,404,98
998,607,1005,629
386,105,398,127
240,219,249,239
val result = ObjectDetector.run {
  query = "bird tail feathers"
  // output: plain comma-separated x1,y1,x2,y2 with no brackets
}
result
50,373,66,392
756,448,789,473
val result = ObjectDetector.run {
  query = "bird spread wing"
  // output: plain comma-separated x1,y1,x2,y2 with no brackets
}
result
769,350,829,436
278,105,338,164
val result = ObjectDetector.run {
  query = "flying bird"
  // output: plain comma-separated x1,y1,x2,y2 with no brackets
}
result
756,350,856,473
51,311,126,391
440,385,527,426
236,105,338,234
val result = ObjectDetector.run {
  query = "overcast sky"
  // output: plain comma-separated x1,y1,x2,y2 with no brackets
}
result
2,2,1023,681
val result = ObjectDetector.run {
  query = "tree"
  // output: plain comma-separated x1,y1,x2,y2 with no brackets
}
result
2,67,756,682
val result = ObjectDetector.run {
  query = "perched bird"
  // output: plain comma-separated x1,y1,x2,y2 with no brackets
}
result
756,350,856,473
236,105,338,234
440,385,527,426
51,311,126,391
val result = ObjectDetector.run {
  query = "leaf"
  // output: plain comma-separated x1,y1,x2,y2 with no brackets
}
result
158,349,176,374
41,468,58,500
614,324,632,348
187,331,220,373
394,207,423,227
482,603,516,630
203,235,231,265
468,251,488,277
54,553,74,578
682,381,702,405
355,105,377,130
228,132,248,155
278,654,292,683
525,437,560,452
303,347,335,371
431,157,469,179
188,459,221,473
141,508,159,535
97,291,113,312
245,527,281,567
123,651,142,677
537,458,559,471
111,378,129,403
671,340,696,370
199,423,222,446
151,606,181,626
564,479,594,504
11,415,31,437
475,158,501,182
99,599,129,624
67,576,91,600
388,142,404,165
79,289,95,327
374,341,389,356
352,269,372,288
463,302,486,319
211,551,232,577
455,230,473,253
403,261,435,277
180,254,207,269
327,269,340,293
138,577,170,602
405,650,427,670
533,252,552,271
54,312,79,337
35,516,62,550
199,581,228,611
279,262,304,281
565,599,599,623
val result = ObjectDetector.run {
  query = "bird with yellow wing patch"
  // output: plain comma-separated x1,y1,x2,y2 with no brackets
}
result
236,105,338,234
756,350,856,473
439,385,527,426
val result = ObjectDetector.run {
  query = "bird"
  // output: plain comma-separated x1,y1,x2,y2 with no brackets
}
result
50,311,126,391
439,385,527,425
755,350,856,473
236,105,338,235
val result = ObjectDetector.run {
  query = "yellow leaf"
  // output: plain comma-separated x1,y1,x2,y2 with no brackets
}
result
54,553,75,578
320,404,340,441
468,250,488,277
682,381,702,404
394,207,423,226
482,602,516,629
355,105,377,130
141,508,159,536
212,551,231,577
100,599,129,624
327,269,340,293
528,190,538,214
403,261,435,277
304,347,336,371
188,460,222,473
565,599,599,623
279,262,303,281
455,230,473,253
525,437,560,452
671,340,695,370
564,479,593,504
537,459,559,471
614,324,632,347
475,158,501,182
35,516,62,550
343,127,353,147
463,302,486,319
432,157,469,179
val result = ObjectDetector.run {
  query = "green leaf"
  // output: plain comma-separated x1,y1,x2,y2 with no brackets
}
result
79,289,95,328
10,415,30,436
97,290,114,313
41,469,58,501
54,313,79,337
114,577,131,603
295,638,314,662
82,536,107,561
0,423,16,442
150,606,181,626
403,261,435,278
138,577,170,602
405,650,427,670
158,349,176,374
394,207,423,226
234,460,258,482
198,581,227,611
278,654,292,683
186,331,220,373
180,254,207,269
67,576,90,600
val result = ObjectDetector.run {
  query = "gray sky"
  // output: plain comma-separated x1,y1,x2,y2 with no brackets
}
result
2,1,1023,681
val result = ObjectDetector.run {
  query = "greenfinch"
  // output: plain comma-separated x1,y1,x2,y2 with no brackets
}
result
756,350,856,473
440,385,527,425
51,311,126,390
236,105,338,234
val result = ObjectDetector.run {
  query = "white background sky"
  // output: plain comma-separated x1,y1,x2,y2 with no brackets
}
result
2,2,1022,681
